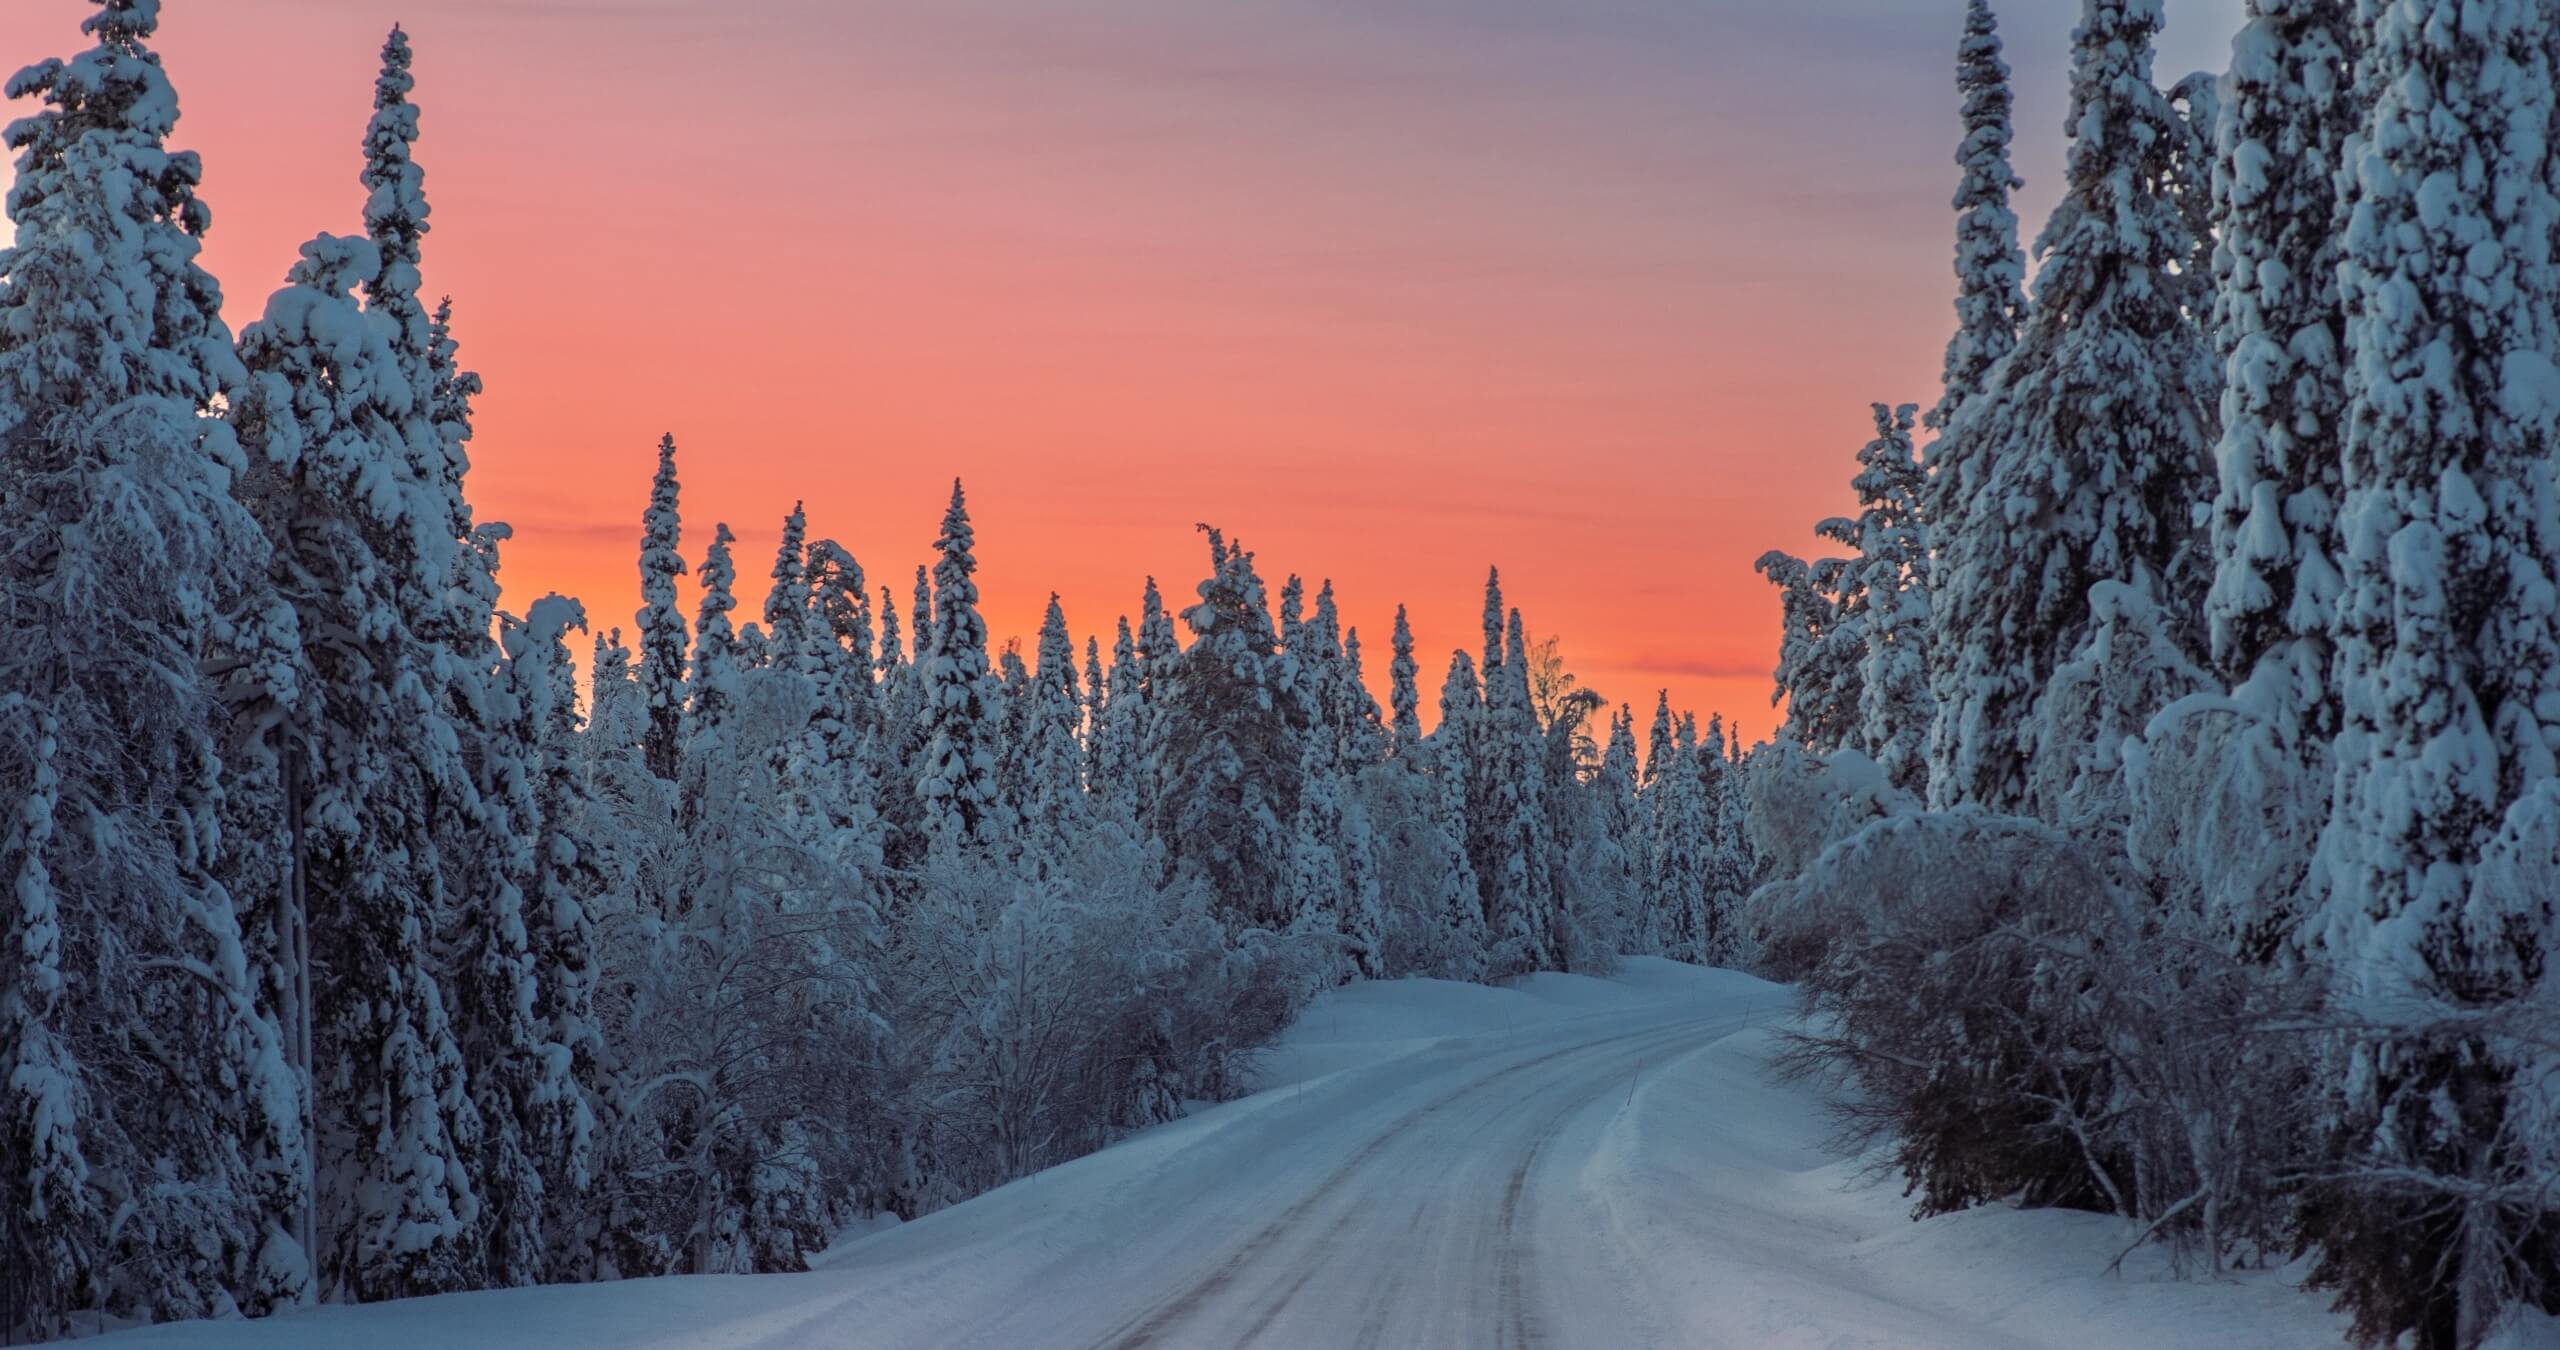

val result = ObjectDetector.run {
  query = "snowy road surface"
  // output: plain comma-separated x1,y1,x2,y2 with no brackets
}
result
107,960,2352,1349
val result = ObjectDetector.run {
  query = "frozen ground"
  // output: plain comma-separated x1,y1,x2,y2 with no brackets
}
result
104,958,2447,1348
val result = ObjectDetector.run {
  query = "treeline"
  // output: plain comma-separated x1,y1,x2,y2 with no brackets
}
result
0,2,1751,1338
1738,3,2559,1348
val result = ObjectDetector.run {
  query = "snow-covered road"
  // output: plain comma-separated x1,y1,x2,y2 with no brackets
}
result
106,960,2353,1349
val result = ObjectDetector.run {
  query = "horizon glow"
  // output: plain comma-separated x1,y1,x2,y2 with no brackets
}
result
0,0,2244,739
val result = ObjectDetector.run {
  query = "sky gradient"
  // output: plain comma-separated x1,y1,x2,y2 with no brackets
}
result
1,0,2244,738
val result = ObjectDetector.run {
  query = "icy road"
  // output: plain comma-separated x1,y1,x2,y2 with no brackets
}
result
107,960,2350,1350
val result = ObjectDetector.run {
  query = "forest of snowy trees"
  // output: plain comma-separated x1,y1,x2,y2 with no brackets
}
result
0,2,1757,1338
1748,1,2560,1347
8,0,2560,1346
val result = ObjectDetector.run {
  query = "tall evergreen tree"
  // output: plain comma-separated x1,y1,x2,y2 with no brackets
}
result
1388,605,1423,755
1926,0,2027,437
1644,695,1706,960
686,523,742,758
1472,611,1553,975
2310,1,2560,1339
757,502,809,674
1151,529,1300,930
228,231,484,1303
1432,652,1491,978
1095,617,1145,825
1925,0,2217,812
915,482,1000,856
0,0,308,1324
636,435,688,782
1846,403,1934,795
2207,0,2353,689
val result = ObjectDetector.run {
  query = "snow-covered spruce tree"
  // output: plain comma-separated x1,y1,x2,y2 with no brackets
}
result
1643,697,1707,961
1093,616,1145,826
1020,595,1088,873
2308,1,2560,1340
684,523,744,806
1081,634,1106,790
1388,605,1423,755
1430,652,1491,979
1598,706,1654,953
225,232,489,1304
1927,0,2029,436
2130,0,2357,964
637,434,688,783
1847,404,1934,796
436,521,564,1293
1924,0,2217,814
776,539,888,890
805,539,874,731
1753,548,1860,755
915,481,1002,858
1150,528,1302,932
1481,610,1556,974
1334,624,1387,770
496,596,609,1281
1538,686,1623,972
0,0,308,1324
1132,576,1182,822
1694,716,1753,964
358,26,455,535
754,502,809,674
1285,733,1352,976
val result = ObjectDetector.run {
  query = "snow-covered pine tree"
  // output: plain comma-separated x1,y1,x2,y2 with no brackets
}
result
2165,70,2221,309
1094,617,1145,825
1285,732,1350,968
1536,683,1618,971
1754,548,1860,754
1021,595,1087,872
1473,611,1554,975
915,481,1001,857
777,541,888,886
756,502,810,675
1695,715,1749,964
1432,652,1491,979
637,435,688,782
1927,0,2028,437
497,595,608,1281
1151,529,1302,931
2310,1,2560,1338
1644,696,1706,960
436,521,561,1292
2139,0,2359,946
0,1,308,1323
226,231,485,1303
1388,605,1423,755
1846,404,1934,796
805,539,874,729
358,26,453,534
1924,0,2217,813
1335,624,1386,770
1132,576,1181,828
1278,574,1307,657
910,565,933,665
1082,633,1107,790
1598,706,1653,952
687,523,744,771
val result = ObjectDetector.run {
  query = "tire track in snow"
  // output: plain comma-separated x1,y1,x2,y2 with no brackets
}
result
1088,1013,1734,1350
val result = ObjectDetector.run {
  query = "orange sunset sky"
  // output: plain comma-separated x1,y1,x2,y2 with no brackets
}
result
2,0,2243,740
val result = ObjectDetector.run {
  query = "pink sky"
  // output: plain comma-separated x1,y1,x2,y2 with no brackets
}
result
1,0,2243,739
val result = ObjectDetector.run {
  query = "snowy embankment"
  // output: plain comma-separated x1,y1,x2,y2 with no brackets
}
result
103,959,2364,1349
